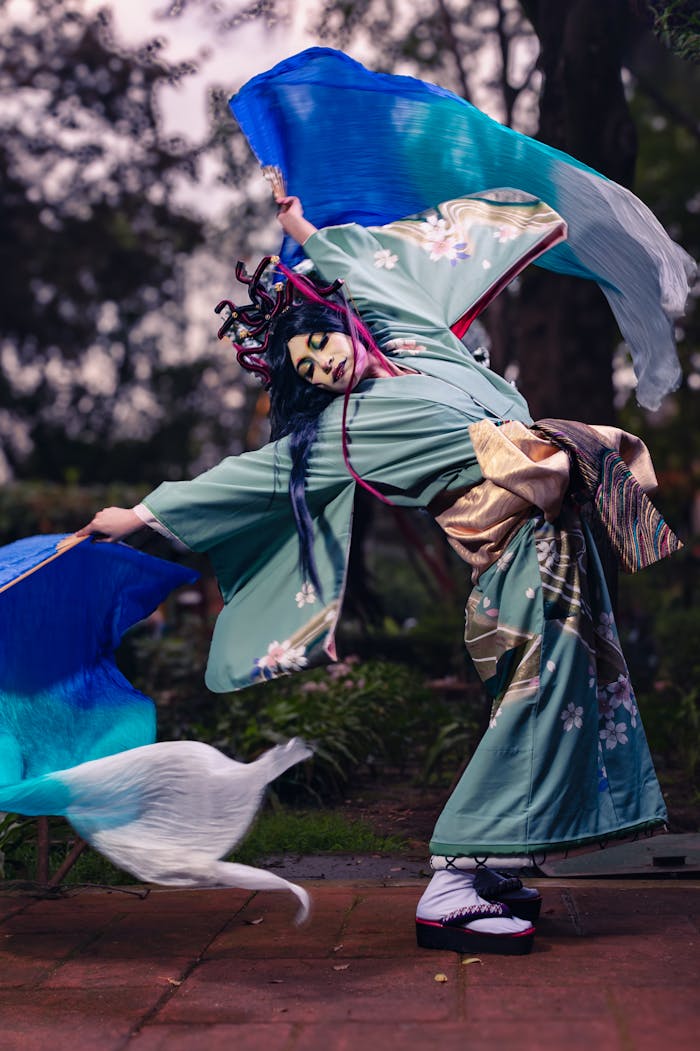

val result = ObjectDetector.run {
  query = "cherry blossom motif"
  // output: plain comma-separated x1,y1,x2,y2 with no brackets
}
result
493,224,520,243
606,674,631,707
421,214,471,265
374,248,398,270
536,538,557,571
598,676,636,723
598,611,616,641
599,720,629,750
295,581,317,609
383,338,426,356
588,663,596,689
482,259,492,270
256,640,308,674
495,550,515,572
489,706,504,730
561,702,584,732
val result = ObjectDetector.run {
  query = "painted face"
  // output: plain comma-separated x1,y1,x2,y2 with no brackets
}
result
287,331,370,393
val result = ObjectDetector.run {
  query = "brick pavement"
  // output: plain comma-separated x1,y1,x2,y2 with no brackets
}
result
1,878,698,1050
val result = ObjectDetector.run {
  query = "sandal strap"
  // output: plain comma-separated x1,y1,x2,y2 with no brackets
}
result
440,901,512,925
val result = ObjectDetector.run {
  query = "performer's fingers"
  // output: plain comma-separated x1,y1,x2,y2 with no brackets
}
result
74,525,112,541
73,530,113,542
75,507,140,542
75,510,112,538
74,521,97,537
276,194,300,210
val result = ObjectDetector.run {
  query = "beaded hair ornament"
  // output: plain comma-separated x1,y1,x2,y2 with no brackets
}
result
214,256,344,389
213,250,398,508
213,166,397,508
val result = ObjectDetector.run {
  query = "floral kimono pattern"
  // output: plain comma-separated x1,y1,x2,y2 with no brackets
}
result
145,194,668,857
430,508,666,857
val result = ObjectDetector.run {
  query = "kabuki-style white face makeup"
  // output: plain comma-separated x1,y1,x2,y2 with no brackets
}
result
287,331,370,393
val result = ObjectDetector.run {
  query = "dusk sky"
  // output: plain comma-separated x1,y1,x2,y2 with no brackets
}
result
83,0,317,139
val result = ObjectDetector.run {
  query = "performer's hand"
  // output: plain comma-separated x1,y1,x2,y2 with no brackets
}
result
276,195,317,244
276,193,303,215
76,507,143,542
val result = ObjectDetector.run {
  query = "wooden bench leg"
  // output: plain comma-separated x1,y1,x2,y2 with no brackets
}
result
48,837,88,888
34,818,87,888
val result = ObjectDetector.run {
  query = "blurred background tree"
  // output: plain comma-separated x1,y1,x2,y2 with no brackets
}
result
1,0,697,483
0,0,266,486
311,0,698,423
647,0,700,62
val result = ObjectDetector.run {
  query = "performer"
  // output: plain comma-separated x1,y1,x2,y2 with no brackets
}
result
79,183,682,956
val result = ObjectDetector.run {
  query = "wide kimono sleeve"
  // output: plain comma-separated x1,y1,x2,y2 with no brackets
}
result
141,387,483,693
142,435,353,692
303,192,566,352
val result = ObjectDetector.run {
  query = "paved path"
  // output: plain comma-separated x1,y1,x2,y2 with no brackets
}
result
1,878,698,1050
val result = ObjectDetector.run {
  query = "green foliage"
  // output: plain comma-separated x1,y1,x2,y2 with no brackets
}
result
0,0,248,485
610,24,700,799
0,813,35,863
339,501,479,679
618,547,700,793
233,810,407,865
0,815,136,885
421,721,475,783
352,607,473,679
632,599,700,789
648,1,700,62
0,806,406,883
620,53,700,538
0,481,148,541
128,648,485,801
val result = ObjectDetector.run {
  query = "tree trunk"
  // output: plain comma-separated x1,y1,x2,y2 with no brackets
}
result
516,0,637,422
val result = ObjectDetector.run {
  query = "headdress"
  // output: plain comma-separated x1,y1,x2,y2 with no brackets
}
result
214,256,343,388
215,249,397,509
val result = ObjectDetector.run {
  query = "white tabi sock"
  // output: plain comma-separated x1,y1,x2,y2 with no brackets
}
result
416,869,532,935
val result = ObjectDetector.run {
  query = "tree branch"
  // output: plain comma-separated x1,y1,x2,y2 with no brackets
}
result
434,0,471,101
495,0,517,125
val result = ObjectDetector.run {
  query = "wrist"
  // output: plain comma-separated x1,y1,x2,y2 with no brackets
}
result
281,215,318,245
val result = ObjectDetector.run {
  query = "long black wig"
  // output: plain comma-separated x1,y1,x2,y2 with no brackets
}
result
266,298,370,596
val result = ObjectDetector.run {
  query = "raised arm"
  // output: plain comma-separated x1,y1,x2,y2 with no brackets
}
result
302,193,566,336
76,507,144,541
276,195,317,245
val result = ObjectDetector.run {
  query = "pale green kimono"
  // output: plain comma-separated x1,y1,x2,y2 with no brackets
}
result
144,192,667,857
